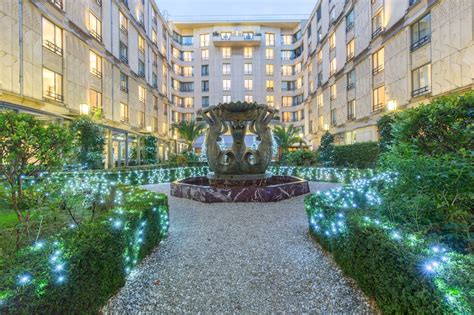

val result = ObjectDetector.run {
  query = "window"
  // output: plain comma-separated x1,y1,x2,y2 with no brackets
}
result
265,33,275,46
347,100,356,120
200,34,210,47
184,97,193,108
266,48,274,60
317,50,322,64
330,109,337,126
201,49,209,61
317,27,322,42
89,11,102,42
330,57,336,75
244,63,253,75
282,96,292,107
139,86,146,103
347,39,355,60
412,64,431,97
329,7,336,23
42,18,63,56
318,115,324,130
119,42,128,63
138,111,145,127
267,95,274,107
266,80,274,91
182,66,193,77
307,22,312,38
346,9,354,32
372,48,384,74
330,84,337,100
347,69,355,90
223,79,231,91
316,5,321,22
281,51,291,61
120,72,128,93
180,82,194,92
201,65,209,76
282,65,292,76
329,33,336,51
152,30,157,45
282,35,292,45
138,35,145,54
89,51,102,77
245,95,253,102
138,60,145,77
282,112,291,122
152,117,158,131
222,64,231,75
244,79,253,91
317,72,323,86
152,73,157,88
244,47,253,59
372,10,384,38
223,95,231,103
266,64,274,76
152,52,158,66
373,85,385,111
202,96,210,107
411,13,431,51
43,68,63,101
89,90,102,112
183,51,193,62
222,47,231,59
120,103,129,122
202,80,209,92
317,93,323,108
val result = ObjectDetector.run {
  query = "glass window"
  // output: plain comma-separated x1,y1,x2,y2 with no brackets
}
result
42,17,63,55
346,9,354,31
347,39,355,60
42,67,62,101
202,80,209,92
222,64,231,75
223,79,231,91
184,97,193,108
202,96,210,107
266,80,274,91
120,103,129,122
266,48,274,60
244,63,253,75
330,84,337,100
245,95,253,102
373,86,385,111
330,109,337,126
223,95,231,103
282,96,292,107
201,49,209,60
222,47,231,59
412,64,431,96
201,65,209,76
89,89,102,111
244,79,253,91
330,57,336,75
89,50,102,77
183,51,193,62
347,69,356,89
120,72,128,93
372,10,384,37
265,33,275,46
139,86,146,103
411,13,431,49
372,48,384,74
281,51,291,61
347,100,356,120
182,66,193,77
200,34,210,47
89,11,102,41
266,95,274,107
244,47,253,59
329,33,336,50
282,34,292,45
119,41,128,62
138,36,145,53
266,64,274,76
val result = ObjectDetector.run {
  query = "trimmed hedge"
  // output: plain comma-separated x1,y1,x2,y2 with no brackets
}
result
269,165,375,184
0,187,169,313
305,176,474,314
333,142,380,169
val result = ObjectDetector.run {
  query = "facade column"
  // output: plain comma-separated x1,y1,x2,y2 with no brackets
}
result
137,136,142,165
117,141,121,168
106,129,113,169
124,132,129,167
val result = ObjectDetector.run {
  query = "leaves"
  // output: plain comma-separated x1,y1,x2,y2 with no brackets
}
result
172,120,205,152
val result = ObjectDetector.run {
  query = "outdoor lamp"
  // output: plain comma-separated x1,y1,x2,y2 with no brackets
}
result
79,104,90,115
387,99,397,111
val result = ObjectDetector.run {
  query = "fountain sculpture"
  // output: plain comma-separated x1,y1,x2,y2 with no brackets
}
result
171,102,309,203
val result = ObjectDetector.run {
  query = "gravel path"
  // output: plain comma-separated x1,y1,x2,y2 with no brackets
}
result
104,182,376,314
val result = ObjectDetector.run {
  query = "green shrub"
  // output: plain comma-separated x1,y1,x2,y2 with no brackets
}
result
70,116,105,170
0,187,169,313
281,150,318,166
317,132,335,166
168,152,199,165
333,142,379,169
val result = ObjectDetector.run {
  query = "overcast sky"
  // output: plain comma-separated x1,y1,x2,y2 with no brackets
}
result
155,0,315,19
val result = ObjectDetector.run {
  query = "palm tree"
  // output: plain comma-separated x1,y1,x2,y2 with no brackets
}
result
273,124,300,159
172,120,205,152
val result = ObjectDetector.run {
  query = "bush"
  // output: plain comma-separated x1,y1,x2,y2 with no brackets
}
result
70,116,105,170
281,150,318,166
168,152,199,165
317,132,335,166
0,187,169,313
333,142,379,169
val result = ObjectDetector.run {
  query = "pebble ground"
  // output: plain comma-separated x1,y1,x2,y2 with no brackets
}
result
103,182,376,314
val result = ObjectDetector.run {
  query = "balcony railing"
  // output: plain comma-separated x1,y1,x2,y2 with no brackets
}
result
373,102,385,111
412,86,430,97
120,25,128,35
49,0,63,10
44,88,63,102
90,29,103,42
347,113,356,121
138,71,145,78
347,52,354,61
121,116,129,123
372,64,384,75
347,82,355,90
372,26,384,39
90,68,102,78
411,35,431,52
120,55,128,64
120,84,128,93
43,40,63,56
346,22,354,32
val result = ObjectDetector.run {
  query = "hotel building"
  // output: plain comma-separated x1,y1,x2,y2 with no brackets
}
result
0,0,473,165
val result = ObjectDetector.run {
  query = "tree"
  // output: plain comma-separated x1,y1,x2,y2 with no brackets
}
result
172,120,205,152
70,116,105,169
318,131,335,166
273,124,300,159
131,136,158,165
0,111,72,248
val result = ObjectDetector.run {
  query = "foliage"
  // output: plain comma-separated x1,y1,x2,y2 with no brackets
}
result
69,116,105,170
273,125,301,159
131,136,158,165
317,132,335,166
172,120,205,152
0,187,169,313
168,152,199,166
281,150,318,166
0,111,72,249
379,93,474,253
377,114,396,153
333,142,380,169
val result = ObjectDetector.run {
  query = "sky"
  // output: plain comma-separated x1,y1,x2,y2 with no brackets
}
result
155,0,315,20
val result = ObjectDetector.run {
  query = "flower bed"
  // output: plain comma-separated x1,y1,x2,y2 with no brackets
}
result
305,174,474,313
0,186,169,313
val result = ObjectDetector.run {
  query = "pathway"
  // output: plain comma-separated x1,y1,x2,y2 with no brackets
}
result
104,182,375,313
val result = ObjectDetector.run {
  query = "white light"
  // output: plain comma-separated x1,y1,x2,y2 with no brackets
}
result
387,99,397,111
18,274,32,285
79,103,90,115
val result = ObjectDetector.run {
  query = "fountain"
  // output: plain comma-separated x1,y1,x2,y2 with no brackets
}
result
170,102,309,203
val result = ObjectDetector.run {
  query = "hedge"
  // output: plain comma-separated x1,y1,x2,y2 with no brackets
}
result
269,165,375,184
305,175,474,314
333,142,380,169
0,186,169,314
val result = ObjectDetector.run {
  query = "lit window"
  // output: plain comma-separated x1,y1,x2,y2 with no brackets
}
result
201,49,209,61
139,86,146,103
282,65,292,76
266,80,274,91
223,95,231,103
42,17,63,55
266,95,274,107
223,64,231,75
183,51,193,62
282,34,292,45
281,51,291,61
330,84,337,100
372,48,384,74
265,33,275,46
223,79,231,91
330,109,337,126
317,50,322,64
412,64,431,97
266,64,274,76
200,34,210,47
138,111,145,127
42,67,63,102
89,11,102,42
138,36,145,54
89,51,102,78
245,95,253,102
222,47,231,59
318,115,324,129
184,97,194,108
282,96,292,107
152,30,157,45
266,48,274,60
120,103,129,122
373,85,385,111
329,33,336,51
347,39,355,60
244,63,253,75
120,72,128,93
244,79,253,91
317,93,323,107
347,100,356,120
372,10,384,37
244,47,253,59
330,56,336,75
183,66,194,77
411,13,431,51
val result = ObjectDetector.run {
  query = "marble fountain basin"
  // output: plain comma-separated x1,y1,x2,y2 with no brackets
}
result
170,175,309,203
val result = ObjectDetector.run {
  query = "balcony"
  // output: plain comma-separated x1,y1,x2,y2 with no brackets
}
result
412,86,430,98
44,88,63,102
372,27,384,39
213,32,262,47
372,102,385,112
411,35,431,52
120,55,128,64
372,64,384,75
43,40,63,56
90,29,103,43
